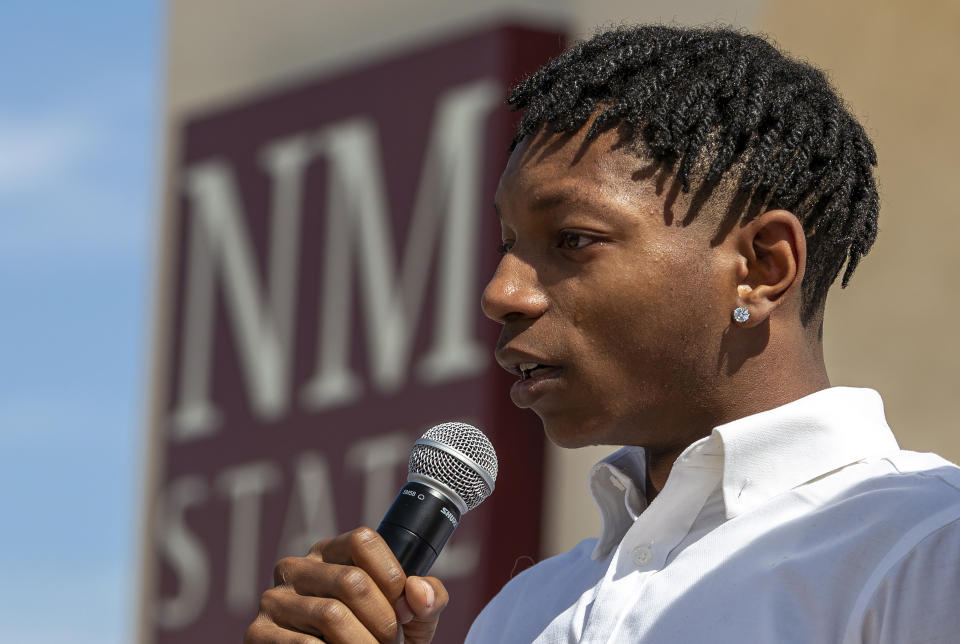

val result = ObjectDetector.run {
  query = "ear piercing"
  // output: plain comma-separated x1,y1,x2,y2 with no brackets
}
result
733,306,750,324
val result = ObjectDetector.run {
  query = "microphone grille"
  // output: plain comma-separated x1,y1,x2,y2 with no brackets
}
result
408,422,498,512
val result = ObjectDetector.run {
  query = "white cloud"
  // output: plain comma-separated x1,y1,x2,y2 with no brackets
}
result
0,108,154,260
0,114,94,193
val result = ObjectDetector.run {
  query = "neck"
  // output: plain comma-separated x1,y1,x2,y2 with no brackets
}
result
642,355,830,504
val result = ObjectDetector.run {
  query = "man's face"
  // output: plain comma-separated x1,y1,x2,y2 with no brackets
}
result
482,126,738,452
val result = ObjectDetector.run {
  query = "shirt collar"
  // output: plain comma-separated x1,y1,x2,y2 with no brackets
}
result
587,387,900,557
715,386,899,518
588,446,648,559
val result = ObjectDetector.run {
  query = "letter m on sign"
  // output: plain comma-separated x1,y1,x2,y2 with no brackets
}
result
144,25,564,644
171,79,498,440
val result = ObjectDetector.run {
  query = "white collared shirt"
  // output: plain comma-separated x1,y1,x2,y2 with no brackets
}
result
466,388,960,643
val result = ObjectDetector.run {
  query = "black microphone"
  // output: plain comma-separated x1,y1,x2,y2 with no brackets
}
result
376,422,498,577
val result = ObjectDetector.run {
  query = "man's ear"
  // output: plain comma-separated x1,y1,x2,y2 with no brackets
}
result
733,209,806,326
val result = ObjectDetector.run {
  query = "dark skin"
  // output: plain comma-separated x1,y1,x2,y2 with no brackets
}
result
245,122,831,641
244,527,447,643
485,123,830,497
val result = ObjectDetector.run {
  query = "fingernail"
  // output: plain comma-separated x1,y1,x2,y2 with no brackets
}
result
419,578,435,609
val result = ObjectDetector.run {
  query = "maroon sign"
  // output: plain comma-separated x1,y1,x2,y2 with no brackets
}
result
144,25,566,642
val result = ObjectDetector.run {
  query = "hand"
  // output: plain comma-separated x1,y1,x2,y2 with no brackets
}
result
244,527,449,643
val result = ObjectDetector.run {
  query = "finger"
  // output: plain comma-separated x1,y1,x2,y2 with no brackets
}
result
245,618,325,643
260,589,382,644
404,577,447,619
275,555,333,588
267,563,400,642
398,576,449,644
306,538,333,561
318,528,406,602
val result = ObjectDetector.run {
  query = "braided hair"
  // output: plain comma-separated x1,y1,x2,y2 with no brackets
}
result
508,25,879,325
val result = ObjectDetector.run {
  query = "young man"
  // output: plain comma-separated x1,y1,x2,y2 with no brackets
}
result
246,25,960,643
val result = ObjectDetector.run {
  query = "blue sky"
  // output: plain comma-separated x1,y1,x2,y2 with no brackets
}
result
0,2,161,641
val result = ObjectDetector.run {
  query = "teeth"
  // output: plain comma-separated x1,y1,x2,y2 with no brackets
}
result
518,362,539,372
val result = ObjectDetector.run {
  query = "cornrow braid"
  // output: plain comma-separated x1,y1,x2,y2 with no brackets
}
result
507,25,879,325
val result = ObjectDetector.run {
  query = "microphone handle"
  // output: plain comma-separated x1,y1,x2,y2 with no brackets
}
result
376,481,462,576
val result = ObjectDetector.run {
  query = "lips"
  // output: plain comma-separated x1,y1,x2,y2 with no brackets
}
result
495,348,560,380
495,348,564,408
517,362,559,381
510,365,562,408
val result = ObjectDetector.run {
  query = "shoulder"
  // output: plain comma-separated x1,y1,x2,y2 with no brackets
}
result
827,449,960,507
841,452,960,642
882,450,960,487
870,450,960,511
868,450,960,558
845,513,960,643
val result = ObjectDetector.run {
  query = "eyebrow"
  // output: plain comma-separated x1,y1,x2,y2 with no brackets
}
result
529,191,578,213
495,188,621,222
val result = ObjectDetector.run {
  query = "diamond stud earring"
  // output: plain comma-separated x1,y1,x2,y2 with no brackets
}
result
733,306,750,323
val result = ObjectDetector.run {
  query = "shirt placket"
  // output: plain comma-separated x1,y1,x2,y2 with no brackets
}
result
581,451,722,641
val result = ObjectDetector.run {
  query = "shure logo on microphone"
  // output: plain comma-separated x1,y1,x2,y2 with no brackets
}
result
440,506,458,527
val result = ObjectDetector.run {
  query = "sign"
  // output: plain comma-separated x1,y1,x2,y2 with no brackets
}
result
142,24,566,642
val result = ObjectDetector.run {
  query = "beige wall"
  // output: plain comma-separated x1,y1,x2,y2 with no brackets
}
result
148,7,959,631
762,0,960,459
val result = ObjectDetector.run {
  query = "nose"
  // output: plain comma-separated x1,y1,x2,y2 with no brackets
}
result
481,252,548,323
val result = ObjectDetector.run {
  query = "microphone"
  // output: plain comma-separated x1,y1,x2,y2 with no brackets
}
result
376,422,498,577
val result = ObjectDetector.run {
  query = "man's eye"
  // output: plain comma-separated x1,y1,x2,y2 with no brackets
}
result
497,240,514,255
557,231,595,250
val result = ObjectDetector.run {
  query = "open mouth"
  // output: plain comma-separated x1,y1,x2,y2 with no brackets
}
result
504,357,564,407
517,362,558,381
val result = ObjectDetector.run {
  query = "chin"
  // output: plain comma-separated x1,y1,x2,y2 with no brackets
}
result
539,414,615,449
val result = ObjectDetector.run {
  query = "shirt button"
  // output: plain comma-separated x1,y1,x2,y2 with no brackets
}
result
632,545,653,567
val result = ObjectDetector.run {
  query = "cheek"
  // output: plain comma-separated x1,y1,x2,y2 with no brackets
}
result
577,249,726,376
562,278,664,389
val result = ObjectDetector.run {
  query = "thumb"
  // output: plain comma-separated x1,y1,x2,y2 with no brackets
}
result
394,576,449,644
